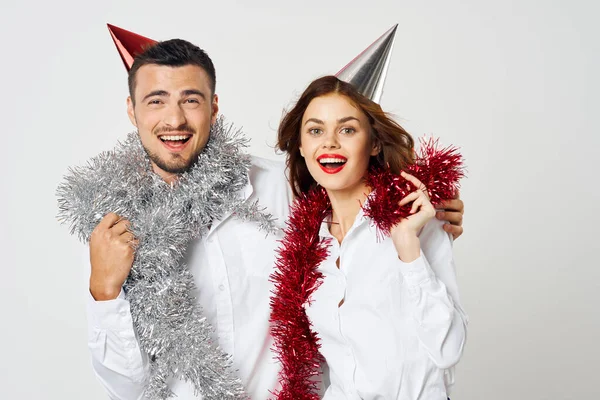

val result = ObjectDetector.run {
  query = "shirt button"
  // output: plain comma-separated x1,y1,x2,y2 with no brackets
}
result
218,284,225,291
119,309,128,317
127,341,137,349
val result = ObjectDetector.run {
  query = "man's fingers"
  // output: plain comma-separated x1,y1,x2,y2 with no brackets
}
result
438,198,464,213
112,220,131,236
96,212,121,231
443,223,463,240
118,231,136,242
437,210,463,226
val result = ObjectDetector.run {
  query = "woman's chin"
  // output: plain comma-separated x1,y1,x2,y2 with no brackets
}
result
319,181,368,196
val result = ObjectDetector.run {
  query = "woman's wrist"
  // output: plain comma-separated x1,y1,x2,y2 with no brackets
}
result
393,230,421,263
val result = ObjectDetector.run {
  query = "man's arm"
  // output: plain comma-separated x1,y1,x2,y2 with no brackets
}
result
87,289,148,400
85,213,149,399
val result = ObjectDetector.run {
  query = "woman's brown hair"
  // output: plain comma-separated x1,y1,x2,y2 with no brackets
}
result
277,75,415,197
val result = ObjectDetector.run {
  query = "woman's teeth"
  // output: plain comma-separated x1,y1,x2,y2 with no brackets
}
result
318,158,346,165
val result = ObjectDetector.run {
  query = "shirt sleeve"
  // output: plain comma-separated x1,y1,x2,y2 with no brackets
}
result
395,219,468,369
84,249,148,400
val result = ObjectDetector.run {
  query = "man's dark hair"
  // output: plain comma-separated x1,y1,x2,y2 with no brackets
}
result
128,39,216,104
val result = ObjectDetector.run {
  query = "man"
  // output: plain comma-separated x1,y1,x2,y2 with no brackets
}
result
85,37,465,399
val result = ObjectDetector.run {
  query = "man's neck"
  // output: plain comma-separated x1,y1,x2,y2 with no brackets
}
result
152,164,180,185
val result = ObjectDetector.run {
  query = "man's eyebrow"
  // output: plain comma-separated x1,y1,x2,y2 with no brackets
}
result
181,89,207,99
304,118,324,125
142,90,169,102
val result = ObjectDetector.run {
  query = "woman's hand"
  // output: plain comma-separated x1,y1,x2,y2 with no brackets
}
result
390,171,436,262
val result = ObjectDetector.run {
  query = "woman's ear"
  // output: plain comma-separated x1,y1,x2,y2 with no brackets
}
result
371,140,382,156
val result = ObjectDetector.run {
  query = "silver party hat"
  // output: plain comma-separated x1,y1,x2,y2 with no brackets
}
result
335,24,398,103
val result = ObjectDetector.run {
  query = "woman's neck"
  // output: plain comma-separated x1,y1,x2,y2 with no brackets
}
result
327,181,370,244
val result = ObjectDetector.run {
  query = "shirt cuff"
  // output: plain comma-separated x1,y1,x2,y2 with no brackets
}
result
87,288,134,331
397,251,435,286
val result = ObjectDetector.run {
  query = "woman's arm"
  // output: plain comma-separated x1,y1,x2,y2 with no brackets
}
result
390,172,468,368
397,219,468,368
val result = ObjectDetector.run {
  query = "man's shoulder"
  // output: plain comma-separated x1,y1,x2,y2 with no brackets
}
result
247,155,287,187
249,155,286,174
247,155,292,219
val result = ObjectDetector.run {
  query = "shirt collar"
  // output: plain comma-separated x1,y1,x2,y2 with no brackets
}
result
318,192,373,239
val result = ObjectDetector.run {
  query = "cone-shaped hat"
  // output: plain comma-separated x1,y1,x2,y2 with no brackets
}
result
335,24,398,103
107,23,157,71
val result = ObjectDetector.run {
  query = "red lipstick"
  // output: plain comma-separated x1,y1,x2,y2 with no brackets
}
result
316,154,347,174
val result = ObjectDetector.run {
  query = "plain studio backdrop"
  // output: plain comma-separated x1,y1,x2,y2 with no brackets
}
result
1,0,598,399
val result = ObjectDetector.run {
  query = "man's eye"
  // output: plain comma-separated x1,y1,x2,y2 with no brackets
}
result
148,99,162,105
185,99,199,104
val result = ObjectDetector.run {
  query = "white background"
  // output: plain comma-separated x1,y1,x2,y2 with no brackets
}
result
1,0,598,399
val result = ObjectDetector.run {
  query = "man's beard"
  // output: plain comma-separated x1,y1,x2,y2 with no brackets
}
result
142,124,202,174
142,145,201,174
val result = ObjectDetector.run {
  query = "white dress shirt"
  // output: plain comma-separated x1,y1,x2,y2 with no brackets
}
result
86,156,293,399
305,205,468,400
86,158,466,400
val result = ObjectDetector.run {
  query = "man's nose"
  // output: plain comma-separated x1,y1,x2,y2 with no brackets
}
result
163,104,187,128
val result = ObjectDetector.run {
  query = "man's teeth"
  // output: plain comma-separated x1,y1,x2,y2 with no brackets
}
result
319,158,346,164
160,135,190,141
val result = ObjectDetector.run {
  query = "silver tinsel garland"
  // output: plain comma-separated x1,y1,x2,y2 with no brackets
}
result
57,116,276,399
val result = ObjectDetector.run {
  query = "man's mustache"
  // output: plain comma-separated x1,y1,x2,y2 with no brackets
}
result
153,125,196,135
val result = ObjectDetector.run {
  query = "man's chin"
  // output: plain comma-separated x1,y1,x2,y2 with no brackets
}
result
151,156,196,175
143,145,201,176
161,165,191,174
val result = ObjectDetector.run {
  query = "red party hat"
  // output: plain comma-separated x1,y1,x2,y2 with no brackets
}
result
107,23,157,71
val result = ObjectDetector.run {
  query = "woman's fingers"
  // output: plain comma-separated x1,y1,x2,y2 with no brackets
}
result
399,191,420,207
400,190,433,215
410,195,424,214
400,171,429,197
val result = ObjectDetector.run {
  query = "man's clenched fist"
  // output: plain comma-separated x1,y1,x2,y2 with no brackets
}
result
89,213,137,301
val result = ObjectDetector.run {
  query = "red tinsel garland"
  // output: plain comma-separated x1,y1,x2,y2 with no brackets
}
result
363,137,465,237
269,139,464,399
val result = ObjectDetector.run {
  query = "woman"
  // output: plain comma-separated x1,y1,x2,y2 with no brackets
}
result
270,76,468,400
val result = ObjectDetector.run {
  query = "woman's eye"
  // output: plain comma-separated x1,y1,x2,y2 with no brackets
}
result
309,128,322,135
341,127,355,134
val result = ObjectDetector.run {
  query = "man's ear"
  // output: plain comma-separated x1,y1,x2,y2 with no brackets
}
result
127,96,137,127
211,94,219,124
